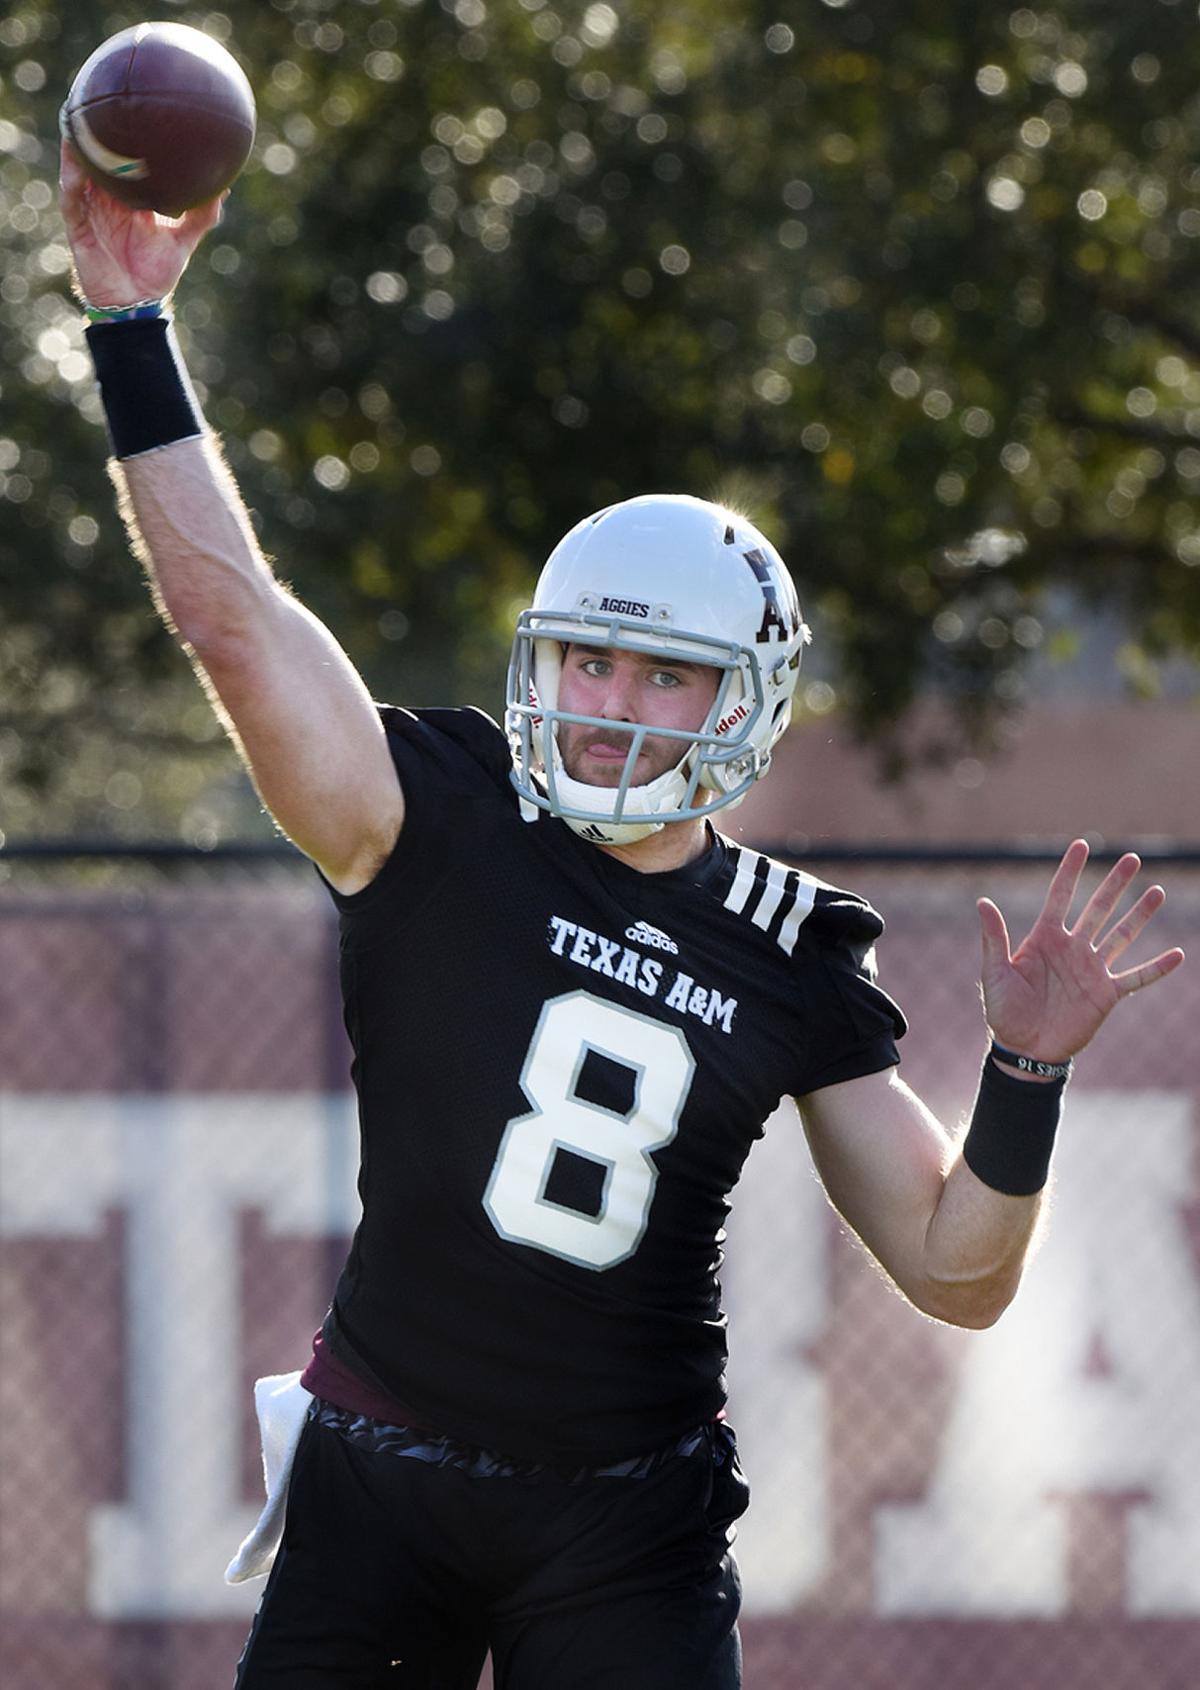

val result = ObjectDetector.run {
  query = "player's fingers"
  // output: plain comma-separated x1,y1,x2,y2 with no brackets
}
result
1037,838,1090,929
977,897,1012,972
1072,851,1141,943
59,137,89,216
171,195,225,249
1113,947,1186,998
1096,883,1166,965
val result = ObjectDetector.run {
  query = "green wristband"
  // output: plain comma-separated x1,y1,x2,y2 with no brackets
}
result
83,298,165,324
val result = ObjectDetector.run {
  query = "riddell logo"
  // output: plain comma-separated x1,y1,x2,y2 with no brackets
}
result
625,920,679,955
599,597,650,617
716,702,749,736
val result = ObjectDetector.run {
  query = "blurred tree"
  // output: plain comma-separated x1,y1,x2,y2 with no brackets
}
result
2,0,1198,838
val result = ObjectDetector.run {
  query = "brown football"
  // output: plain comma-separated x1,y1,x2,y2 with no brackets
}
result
61,22,256,217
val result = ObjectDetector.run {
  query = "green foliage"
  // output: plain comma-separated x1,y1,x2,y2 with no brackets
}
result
3,0,1200,837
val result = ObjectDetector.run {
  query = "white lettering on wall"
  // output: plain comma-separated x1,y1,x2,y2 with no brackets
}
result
875,1091,1200,1615
0,1093,359,1618
3,1089,1197,1620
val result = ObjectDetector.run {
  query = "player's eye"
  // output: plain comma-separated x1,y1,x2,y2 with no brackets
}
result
648,669,684,688
580,657,612,677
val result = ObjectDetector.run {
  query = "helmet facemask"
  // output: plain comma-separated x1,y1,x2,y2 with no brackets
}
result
507,612,779,844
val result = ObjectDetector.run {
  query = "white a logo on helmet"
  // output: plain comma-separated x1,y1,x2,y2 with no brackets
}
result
504,494,810,845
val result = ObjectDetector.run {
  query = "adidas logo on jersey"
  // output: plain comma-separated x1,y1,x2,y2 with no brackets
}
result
625,920,678,955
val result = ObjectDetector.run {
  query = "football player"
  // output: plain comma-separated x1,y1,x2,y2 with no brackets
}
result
61,144,1184,1690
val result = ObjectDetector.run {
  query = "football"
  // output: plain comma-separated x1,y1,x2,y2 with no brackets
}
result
61,22,256,218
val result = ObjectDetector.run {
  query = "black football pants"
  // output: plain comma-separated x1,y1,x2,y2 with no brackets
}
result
233,1408,748,1690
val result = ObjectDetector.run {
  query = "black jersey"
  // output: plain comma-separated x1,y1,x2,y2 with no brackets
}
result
319,706,905,1465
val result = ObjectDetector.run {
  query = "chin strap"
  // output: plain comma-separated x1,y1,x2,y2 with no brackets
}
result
561,812,665,846
550,765,669,844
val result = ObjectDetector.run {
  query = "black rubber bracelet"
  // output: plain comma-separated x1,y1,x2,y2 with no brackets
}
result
84,315,205,460
989,1040,1073,1081
962,1052,1068,1197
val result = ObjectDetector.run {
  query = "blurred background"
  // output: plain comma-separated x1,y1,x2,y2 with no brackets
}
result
2,1,1199,1686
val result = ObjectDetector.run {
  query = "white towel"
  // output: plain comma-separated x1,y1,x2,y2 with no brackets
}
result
224,1370,313,1584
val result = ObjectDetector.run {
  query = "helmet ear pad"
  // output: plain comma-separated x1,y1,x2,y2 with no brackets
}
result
691,657,762,796
529,639,564,769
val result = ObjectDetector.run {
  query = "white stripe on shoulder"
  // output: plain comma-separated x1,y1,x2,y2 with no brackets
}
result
722,848,760,915
750,860,790,932
723,848,821,956
777,872,820,956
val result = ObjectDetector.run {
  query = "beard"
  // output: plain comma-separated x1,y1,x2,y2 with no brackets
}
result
557,723,686,788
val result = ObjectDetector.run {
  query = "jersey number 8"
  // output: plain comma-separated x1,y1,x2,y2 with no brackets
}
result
483,991,695,1270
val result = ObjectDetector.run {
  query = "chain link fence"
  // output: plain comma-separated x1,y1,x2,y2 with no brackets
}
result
2,846,1198,1689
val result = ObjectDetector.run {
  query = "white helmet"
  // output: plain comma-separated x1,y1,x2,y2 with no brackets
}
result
505,493,811,844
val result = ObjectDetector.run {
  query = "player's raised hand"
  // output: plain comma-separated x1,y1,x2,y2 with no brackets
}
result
59,138,223,308
977,839,1185,1063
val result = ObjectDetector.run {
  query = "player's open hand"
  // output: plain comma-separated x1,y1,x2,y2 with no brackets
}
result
977,840,1185,1063
59,138,224,309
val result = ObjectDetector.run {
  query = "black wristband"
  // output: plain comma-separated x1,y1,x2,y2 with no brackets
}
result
961,1052,1069,1197
85,315,205,460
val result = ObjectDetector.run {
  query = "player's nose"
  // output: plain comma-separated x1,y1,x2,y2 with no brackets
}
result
596,664,639,721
